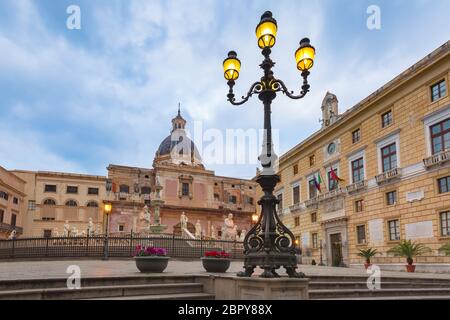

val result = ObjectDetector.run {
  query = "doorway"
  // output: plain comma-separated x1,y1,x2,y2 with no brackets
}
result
330,233,343,267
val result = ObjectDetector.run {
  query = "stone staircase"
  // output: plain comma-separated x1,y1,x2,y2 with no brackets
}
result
0,275,214,300
308,275,450,300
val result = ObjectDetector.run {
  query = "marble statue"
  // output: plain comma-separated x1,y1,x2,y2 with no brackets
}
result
143,205,151,223
239,229,246,242
223,213,237,241
211,225,216,240
96,224,101,235
180,212,188,230
54,228,59,237
8,229,16,240
72,227,78,236
88,218,94,236
195,220,202,239
63,220,70,236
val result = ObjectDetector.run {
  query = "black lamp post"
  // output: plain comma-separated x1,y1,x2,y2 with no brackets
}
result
223,11,315,278
102,202,112,261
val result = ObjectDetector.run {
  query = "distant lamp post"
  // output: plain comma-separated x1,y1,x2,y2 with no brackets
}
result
223,11,315,278
103,202,112,261
252,213,259,226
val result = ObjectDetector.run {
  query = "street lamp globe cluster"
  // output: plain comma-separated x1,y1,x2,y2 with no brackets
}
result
223,11,315,278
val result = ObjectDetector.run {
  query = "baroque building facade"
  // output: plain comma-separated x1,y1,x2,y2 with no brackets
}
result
12,170,107,237
0,166,26,239
256,41,450,271
106,110,256,237
7,109,256,238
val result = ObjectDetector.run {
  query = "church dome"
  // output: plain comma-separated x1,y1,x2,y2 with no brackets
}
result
154,106,203,167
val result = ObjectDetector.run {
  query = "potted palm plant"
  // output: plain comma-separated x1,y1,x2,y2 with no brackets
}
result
133,245,169,273
387,240,431,272
357,248,378,269
201,250,231,273
439,243,450,255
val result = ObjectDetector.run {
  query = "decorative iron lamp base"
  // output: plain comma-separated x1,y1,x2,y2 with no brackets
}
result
237,174,305,278
237,252,305,278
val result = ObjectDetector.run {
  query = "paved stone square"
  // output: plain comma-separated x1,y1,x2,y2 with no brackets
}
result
1,259,450,281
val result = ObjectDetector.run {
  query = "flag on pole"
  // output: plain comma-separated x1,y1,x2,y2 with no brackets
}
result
313,173,322,192
330,168,344,182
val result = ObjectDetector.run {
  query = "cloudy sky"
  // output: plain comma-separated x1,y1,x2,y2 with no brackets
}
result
0,0,449,179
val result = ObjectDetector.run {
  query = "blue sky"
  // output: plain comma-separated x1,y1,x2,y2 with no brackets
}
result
0,0,449,179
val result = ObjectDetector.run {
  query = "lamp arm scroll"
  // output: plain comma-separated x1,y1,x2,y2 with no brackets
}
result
272,75,310,100
227,81,264,106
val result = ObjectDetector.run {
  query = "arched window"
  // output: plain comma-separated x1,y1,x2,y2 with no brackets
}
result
119,184,130,193
43,199,56,206
65,200,78,207
86,201,98,207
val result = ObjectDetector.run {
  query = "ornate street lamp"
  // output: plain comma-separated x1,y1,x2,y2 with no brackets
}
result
102,202,112,260
223,11,315,278
252,213,259,226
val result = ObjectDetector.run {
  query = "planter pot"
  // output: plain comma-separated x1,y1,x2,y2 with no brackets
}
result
201,257,231,273
134,256,169,273
364,262,372,270
406,264,416,273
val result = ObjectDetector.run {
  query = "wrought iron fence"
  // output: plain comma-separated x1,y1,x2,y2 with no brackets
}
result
0,234,244,260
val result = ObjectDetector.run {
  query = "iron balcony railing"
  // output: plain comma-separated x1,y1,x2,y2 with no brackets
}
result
375,167,402,184
346,180,367,193
423,150,450,168
0,223,23,235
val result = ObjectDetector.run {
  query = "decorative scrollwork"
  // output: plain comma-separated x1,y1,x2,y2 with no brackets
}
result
271,79,309,100
228,81,264,105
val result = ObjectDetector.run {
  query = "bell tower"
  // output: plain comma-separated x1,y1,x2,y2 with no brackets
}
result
321,92,339,128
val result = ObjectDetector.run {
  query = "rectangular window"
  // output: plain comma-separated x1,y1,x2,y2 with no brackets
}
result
0,191,9,201
312,233,318,249
294,216,300,227
388,219,400,241
11,214,16,227
229,195,237,204
88,187,99,195
386,191,397,205
277,194,283,211
438,176,450,194
355,199,364,212
352,128,361,143
431,79,446,102
247,197,254,205
381,110,393,128
356,225,366,244
293,164,299,175
440,211,450,236
327,169,339,191
351,157,364,183
13,197,18,205
44,184,57,193
381,143,397,172
311,212,317,223
28,200,36,211
0,209,4,223
66,186,78,194
292,185,300,205
309,154,315,167
430,118,450,154
118,225,125,232
43,229,52,238
308,179,317,199
182,183,190,196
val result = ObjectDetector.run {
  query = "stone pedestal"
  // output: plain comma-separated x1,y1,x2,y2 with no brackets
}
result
196,275,309,300
149,224,167,233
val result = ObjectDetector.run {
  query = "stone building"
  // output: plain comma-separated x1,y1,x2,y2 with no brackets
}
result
106,109,256,237
0,166,26,239
256,41,450,271
12,170,107,237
